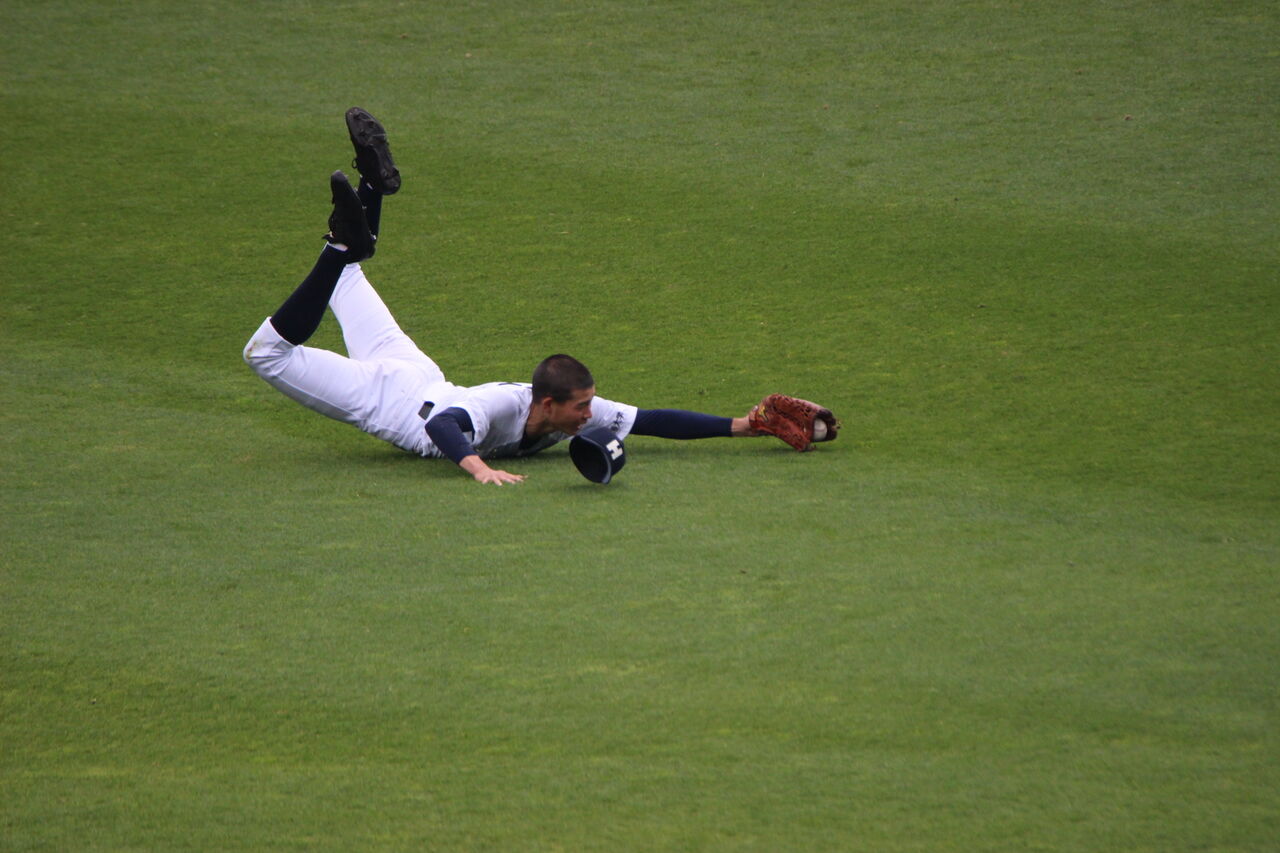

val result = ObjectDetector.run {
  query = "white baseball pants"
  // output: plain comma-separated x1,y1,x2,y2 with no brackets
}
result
243,264,454,453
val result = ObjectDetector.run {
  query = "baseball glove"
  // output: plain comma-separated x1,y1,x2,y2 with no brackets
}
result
748,394,840,452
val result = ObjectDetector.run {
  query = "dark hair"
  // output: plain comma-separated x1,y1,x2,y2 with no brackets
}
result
531,354,594,403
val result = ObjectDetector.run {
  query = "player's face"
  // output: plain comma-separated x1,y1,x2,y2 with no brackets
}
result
549,385,595,435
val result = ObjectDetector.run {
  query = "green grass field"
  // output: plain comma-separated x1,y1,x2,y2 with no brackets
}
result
3,1,1277,849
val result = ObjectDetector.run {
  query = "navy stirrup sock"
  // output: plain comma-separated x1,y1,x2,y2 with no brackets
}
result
268,245,349,345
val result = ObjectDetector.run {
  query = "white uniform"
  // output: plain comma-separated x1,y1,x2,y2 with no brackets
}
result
243,264,637,458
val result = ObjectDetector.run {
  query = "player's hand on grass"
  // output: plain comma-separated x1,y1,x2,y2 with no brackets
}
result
475,468,525,486
460,455,525,485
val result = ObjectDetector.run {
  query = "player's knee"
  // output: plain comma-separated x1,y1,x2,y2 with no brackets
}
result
242,318,291,376
243,333,267,368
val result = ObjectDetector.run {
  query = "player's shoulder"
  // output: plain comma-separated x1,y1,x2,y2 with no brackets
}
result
460,381,530,414
467,381,531,399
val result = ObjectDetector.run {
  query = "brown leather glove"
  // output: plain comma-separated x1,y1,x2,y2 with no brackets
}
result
747,394,840,452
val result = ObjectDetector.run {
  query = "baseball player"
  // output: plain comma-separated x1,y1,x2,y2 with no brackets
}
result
243,108,838,485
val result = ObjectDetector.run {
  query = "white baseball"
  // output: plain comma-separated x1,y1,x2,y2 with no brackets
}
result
812,420,828,441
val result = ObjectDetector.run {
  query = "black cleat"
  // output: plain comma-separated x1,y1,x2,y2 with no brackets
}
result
345,107,401,195
326,170,375,260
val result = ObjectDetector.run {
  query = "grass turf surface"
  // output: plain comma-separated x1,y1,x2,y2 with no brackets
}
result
2,0,1277,849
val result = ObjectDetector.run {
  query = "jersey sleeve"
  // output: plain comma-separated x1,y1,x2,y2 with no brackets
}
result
586,396,639,439
424,407,478,462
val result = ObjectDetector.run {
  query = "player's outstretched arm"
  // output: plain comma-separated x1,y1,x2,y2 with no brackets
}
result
629,409,759,439
459,455,526,485
627,403,837,451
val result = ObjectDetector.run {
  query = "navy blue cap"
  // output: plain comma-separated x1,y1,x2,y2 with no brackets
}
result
569,427,627,484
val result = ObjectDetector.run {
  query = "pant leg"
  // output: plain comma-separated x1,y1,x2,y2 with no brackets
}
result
243,317,395,429
245,314,444,452
329,265,444,387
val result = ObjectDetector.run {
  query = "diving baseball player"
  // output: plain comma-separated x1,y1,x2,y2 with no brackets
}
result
243,108,838,485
